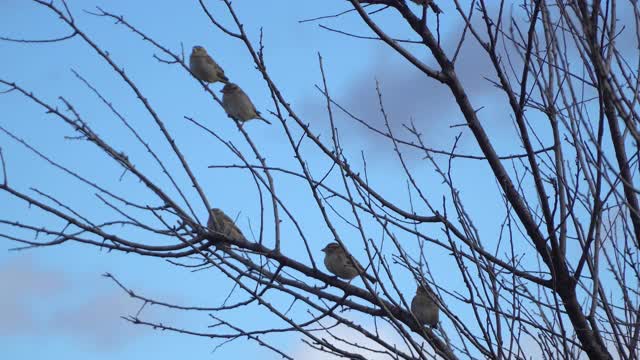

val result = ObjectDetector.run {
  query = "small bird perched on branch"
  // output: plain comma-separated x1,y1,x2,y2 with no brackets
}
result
321,242,377,283
411,285,439,328
221,83,272,125
207,208,246,248
190,46,229,84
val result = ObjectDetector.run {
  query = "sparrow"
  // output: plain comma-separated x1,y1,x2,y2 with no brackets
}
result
221,83,272,125
411,285,439,328
207,208,246,248
189,46,229,84
321,242,377,283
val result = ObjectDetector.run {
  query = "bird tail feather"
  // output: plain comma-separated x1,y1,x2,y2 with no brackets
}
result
258,116,272,125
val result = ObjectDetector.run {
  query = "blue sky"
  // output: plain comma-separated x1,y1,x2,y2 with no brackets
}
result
0,1,573,359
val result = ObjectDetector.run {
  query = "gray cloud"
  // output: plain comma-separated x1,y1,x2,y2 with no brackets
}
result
0,256,69,336
339,35,497,145
49,291,144,351
300,15,507,161
0,255,155,351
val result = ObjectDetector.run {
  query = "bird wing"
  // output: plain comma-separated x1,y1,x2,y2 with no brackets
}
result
218,212,246,241
349,256,377,283
343,255,356,269
205,56,217,66
205,56,228,81
353,257,366,272
341,253,364,273
246,94,262,118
